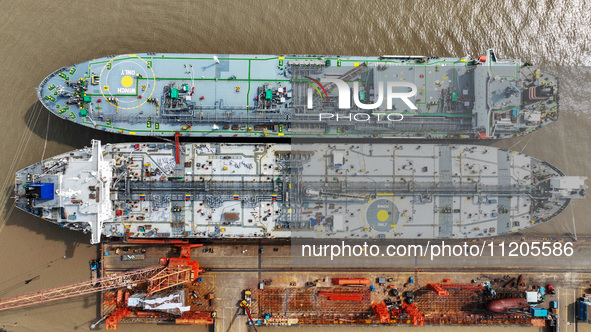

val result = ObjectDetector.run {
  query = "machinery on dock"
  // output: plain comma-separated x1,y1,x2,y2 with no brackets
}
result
0,244,213,329
251,275,558,327
14,140,586,244
37,50,558,139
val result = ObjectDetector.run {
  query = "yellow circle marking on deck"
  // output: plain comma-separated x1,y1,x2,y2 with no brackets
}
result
99,54,156,110
377,210,389,222
121,76,133,88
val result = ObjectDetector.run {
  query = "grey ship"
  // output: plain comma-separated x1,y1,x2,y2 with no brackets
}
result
37,50,557,139
14,141,586,244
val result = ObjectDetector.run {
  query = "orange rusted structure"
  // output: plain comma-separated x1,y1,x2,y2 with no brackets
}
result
261,287,371,315
428,283,449,296
402,302,424,326
318,292,364,301
106,307,132,330
148,244,203,295
427,283,486,296
328,295,363,301
331,278,369,285
317,292,363,297
176,311,214,325
147,265,193,295
372,302,390,324
0,243,205,331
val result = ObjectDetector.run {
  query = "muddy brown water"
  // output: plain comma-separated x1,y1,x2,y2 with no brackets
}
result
0,0,589,330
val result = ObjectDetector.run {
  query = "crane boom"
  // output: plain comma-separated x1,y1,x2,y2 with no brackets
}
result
0,264,196,312
0,266,164,311
0,244,203,318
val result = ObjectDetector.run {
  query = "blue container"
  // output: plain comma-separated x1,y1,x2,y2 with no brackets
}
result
531,308,548,317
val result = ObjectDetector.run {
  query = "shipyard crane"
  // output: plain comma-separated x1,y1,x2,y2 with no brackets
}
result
0,244,204,328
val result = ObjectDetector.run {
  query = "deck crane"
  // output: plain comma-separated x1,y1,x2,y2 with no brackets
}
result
0,244,208,329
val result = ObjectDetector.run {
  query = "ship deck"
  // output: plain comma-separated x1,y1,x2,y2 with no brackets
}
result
37,51,559,138
14,142,585,244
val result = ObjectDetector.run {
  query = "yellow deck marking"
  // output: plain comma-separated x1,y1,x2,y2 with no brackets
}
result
121,75,133,87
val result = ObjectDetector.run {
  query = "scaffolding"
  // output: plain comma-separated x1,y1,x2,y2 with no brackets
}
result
414,286,532,325
401,302,425,326
260,287,371,316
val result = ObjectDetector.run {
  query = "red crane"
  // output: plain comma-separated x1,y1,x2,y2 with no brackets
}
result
0,244,206,329
174,132,181,164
